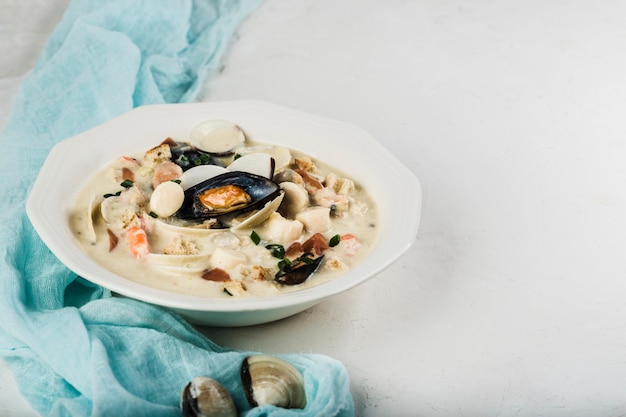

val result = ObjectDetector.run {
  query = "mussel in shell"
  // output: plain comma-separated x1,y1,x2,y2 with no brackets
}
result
168,141,220,172
241,355,307,409
181,376,237,417
275,254,325,285
176,171,282,224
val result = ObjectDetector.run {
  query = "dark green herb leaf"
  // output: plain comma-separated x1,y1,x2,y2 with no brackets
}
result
149,211,158,218
297,255,314,264
329,234,341,247
265,244,286,259
103,191,122,198
250,231,261,245
277,258,292,271
172,179,181,184
233,153,242,160
120,179,134,189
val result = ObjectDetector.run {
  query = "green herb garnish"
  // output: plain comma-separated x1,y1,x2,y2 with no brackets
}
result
250,231,261,245
265,244,286,259
223,288,233,296
120,179,134,189
172,179,181,184
277,258,292,272
103,191,122,198
148,211,158,218
329,234,341,247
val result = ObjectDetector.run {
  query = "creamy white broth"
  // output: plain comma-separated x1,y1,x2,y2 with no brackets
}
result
69,126,377,298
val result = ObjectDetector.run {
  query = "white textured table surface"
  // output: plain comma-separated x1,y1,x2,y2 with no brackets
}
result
3,1,626,416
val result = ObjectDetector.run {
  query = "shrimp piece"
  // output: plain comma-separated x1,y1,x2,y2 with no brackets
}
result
126,226,149,259
151,161,183,188
340,234,362,256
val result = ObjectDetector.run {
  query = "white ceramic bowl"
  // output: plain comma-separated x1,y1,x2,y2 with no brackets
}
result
26,100,421,327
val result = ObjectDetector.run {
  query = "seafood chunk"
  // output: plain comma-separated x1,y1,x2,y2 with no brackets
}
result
278,181,309,219
256,212,304,245
296,206,331,233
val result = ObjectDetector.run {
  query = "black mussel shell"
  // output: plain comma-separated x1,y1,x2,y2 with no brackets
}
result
176,171,281,222
169,141,220,171
275,255,324,285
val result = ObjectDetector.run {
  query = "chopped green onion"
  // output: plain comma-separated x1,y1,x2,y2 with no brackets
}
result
148,211,158,218
103,191,122,198
277,258,292,271
329,234,341,247
233,153,242,160
120,179,134,189
171,179,181,184
250,231,261,245
298,255,314,264
265,244,286,259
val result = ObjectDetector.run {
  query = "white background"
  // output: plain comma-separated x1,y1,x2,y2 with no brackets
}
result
2,1,626,416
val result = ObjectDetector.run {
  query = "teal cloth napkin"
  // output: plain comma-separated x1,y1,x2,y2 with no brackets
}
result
0,1,355,416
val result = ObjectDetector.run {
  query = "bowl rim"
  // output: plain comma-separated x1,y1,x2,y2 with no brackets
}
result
26,100,421,313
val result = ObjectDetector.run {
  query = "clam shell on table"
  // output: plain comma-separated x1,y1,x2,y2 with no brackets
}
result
240,355,307,409
181,376,237,417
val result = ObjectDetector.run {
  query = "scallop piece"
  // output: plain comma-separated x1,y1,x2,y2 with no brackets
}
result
181,376,237,417
189,119,245,155
179,165,229,190
295,206,331,233
227,153,275,179
240,355,306,409
150,181,185,218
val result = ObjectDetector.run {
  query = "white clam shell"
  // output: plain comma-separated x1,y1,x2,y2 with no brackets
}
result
227,153,275,179
241,355,306,410
84,195,102,244
150,181,184,218
189,119,245,154
179,165,229,190
181,376,237,417
234,145,292,171
230,191,284,231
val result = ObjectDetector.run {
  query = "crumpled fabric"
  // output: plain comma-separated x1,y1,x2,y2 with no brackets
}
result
0,1,355,416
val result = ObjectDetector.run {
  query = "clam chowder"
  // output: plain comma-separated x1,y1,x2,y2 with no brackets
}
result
69,120,377,298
